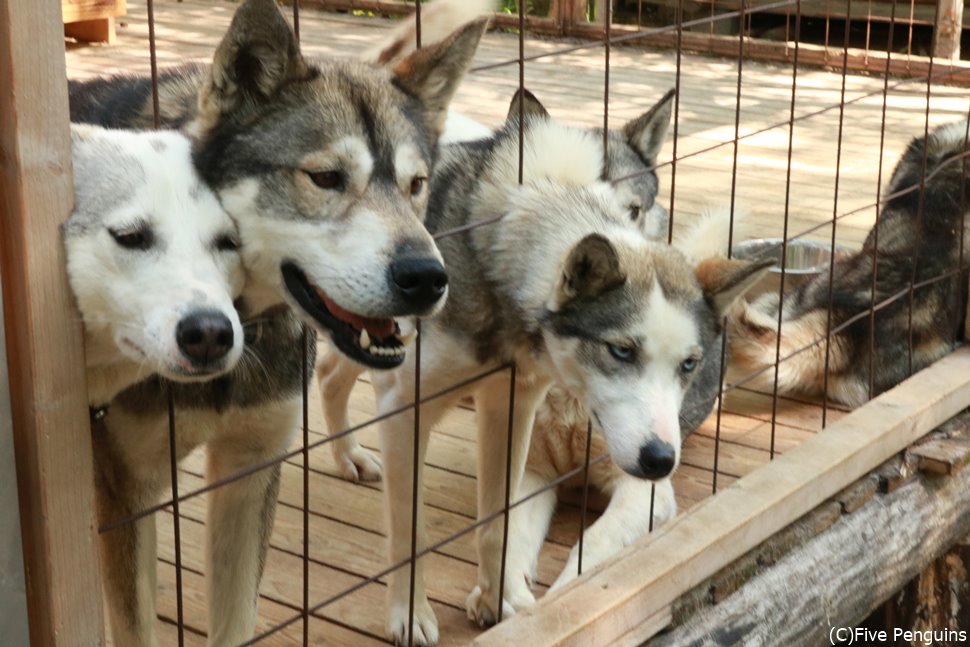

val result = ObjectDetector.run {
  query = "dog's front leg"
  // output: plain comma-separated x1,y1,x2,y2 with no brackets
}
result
466,374,552,626
551,475,676,590
317,347,383,482
205,400,297,647
376,367,462,647
94,444,162,647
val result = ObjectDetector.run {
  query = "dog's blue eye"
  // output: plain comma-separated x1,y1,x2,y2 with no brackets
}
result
109,227,154,251
306,170,345,191
681,357,698,374
629,205,641,221
607,343,635,362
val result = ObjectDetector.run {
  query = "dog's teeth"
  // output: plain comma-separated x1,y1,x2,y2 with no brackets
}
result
398,329,418,346
360,329,371,350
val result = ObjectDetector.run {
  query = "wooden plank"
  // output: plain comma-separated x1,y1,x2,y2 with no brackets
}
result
473,347,970,646
0,0,103,645
934,0,965,60
62,0,126,24
650,440,970,646
64,17,116,43
909,437,970,476
552,22,970,86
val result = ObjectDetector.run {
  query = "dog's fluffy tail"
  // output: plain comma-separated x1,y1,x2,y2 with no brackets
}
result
365,0,495,66
673,204,752,261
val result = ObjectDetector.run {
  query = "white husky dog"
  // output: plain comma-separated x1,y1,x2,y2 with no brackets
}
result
65,124,245,647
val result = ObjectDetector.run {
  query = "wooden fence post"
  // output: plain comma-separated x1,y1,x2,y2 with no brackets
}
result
0,0,104,644
934,0,964,60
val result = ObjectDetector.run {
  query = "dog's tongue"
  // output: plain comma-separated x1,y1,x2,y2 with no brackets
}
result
320,292,395,338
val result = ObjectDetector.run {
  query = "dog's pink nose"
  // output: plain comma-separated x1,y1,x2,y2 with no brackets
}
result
177,310,235,365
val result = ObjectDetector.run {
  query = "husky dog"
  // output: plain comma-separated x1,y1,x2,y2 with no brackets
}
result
67,1,487,645
730,121,970,407
319,86,677,483
319,95,768,644
70,0,487,369
509,210,748,592
64,124,245,646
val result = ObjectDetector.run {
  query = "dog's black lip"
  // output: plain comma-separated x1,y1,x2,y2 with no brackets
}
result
280,262,405,370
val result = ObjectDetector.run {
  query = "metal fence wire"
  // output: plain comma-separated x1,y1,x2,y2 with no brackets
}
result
82,0,970,644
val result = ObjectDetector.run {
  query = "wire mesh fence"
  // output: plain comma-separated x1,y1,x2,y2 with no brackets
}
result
54,0,970,645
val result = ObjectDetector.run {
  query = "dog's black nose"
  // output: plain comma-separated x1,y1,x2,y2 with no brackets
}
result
390,257,448,310
177,310,235,364
637,438,676,480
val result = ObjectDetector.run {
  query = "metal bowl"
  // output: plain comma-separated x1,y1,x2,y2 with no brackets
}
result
731,238,851,299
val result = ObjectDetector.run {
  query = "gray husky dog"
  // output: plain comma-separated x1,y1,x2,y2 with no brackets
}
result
730,120,970,406
67,0,487,644
318,90,769,644
65,124,245,646
318,86,680,483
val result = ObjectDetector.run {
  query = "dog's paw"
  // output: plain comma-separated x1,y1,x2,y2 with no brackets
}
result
336,444,383,483
464,581,535,628
387,598,439,646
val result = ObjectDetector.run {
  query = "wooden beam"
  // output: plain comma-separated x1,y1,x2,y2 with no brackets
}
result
474,347,970,646
61,0,126,25
555,23,970,86
934,0,964,60
0,0,103,644
910,437,970,476
64,17,116,44
649,436,970,646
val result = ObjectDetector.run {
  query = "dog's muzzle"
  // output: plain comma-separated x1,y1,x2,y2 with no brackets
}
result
389,257,448,312
176,309,236,366
634,437,677,480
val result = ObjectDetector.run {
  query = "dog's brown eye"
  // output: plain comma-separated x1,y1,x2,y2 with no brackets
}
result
306,170,345,191
629,205,641,221
410,176,427,197
215,233,240,252
109,227,154,251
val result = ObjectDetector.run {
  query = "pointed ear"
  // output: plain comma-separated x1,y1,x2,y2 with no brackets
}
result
391,18,488,136
695,257,773,318
557,234,627,304
623,88,675,164
197,0,312,128
507,88,550,122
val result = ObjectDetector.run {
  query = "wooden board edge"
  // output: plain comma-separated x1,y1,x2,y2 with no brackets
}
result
474,346,970,646
0,0,103,644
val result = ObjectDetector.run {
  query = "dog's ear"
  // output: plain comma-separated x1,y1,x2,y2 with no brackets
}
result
623,88,675,165
197,0,312,129
391,18,488,137
557,234,627,304
695,257,773,318
507,88,550,122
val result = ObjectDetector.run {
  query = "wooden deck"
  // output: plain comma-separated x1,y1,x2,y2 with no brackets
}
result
63,1,969,644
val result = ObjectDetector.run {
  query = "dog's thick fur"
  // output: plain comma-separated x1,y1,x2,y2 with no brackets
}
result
67,1,487,644
509,209,751,591
65,124,248,646
319,93,768,644
319,87,678,483
70,0,487,371
730,120,970,406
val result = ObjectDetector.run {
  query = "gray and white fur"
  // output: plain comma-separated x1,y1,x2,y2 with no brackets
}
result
65,0,488,644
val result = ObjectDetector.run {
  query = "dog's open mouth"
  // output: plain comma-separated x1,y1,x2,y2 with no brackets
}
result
281,263,412,369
